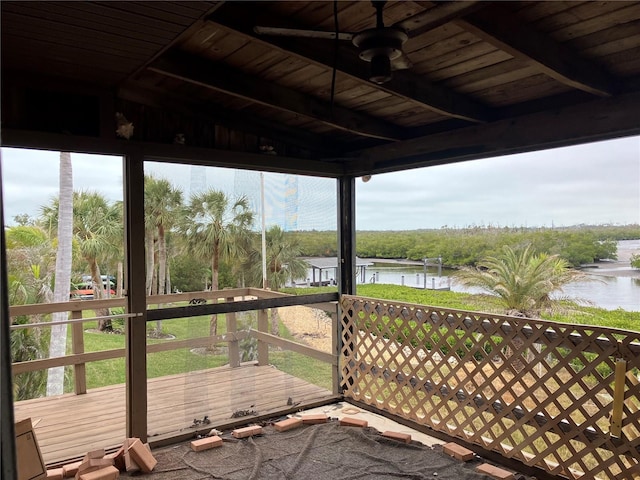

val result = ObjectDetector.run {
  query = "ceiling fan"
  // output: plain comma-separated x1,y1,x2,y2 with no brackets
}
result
254,1,411,85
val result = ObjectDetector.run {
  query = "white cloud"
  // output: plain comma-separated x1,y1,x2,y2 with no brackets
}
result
2,135,639,230
356,136,640,229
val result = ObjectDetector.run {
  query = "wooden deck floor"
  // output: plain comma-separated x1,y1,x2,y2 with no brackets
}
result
13,364,334,465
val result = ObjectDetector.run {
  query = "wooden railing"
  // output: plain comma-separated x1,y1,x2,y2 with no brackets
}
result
10,288,339,396
340,295,640,480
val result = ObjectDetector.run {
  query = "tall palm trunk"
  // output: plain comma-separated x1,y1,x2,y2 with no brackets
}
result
209,247,219,349
90,260,111,331
158,224,166,295
116,262,123,297
155,225,167,335
145,226,154,295
47,152,73,396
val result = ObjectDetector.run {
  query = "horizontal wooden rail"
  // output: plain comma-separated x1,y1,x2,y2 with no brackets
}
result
147,287,255,304
10,313,141,330
250,330,336,365
147,292,339,321
10,297,125,316
146,332,250,354
12,349,126,375
12,332,252,374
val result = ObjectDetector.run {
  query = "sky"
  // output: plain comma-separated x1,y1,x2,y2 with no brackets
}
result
1,135,638,231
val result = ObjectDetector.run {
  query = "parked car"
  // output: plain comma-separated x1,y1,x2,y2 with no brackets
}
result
70,280,116,300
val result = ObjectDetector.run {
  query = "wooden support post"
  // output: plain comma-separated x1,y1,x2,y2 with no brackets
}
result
226,296,239,368
610,358,627,437
337,176,356,393
257,308,269,365
71,309,87,394
124,150,147,441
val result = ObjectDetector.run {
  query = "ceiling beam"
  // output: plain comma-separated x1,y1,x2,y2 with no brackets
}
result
118,81,344,156
456,4,618,97
0,129,345,178
148,51,406,141
350,90,640,175
394,1,485,38
209,4,492,123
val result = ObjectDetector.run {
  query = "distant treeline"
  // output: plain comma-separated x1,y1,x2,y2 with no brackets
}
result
289,224,640,267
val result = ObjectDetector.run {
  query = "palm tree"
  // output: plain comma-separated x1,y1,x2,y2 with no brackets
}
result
183,190,254,341
41,191,122,330
10,275,48,400
47,151,73,396
5,227,55,400
5,226,55,305
245,225,309,334
454,243,584,317
145,177,183,293
145,176,184,335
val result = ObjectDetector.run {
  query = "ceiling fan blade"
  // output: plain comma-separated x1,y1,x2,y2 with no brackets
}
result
391,53,412,71
254,26,353,41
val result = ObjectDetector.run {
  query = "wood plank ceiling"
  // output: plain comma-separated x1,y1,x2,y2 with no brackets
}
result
2,1,640,176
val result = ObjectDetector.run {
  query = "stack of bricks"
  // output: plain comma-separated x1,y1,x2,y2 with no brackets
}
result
48,438,157,479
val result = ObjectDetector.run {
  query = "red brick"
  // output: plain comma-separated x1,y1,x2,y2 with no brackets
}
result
232,425,263,438
128,439,157,473
300,414,328,425
74,458,112,480
86,459,113,469
274,417,303,432
382,431,411,443
85,450,106,460
105,446,125,471
191,436,223,452
475,463,516,480
443,442,474,462
62,462,81,478
339,417,368,428
46,468,64,480
78,466,119,480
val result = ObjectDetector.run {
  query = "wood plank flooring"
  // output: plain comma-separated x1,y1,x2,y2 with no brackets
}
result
13,364,333,465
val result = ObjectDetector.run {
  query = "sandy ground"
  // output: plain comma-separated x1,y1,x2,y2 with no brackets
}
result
277,306,333,353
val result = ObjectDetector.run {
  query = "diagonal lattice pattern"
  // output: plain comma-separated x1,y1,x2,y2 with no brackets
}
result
340,295,640,480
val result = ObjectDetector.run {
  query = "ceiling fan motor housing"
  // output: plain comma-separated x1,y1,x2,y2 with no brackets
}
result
353,27,408,62
353,27,408,84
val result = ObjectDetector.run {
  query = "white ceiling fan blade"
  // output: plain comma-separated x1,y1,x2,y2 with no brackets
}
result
254,26,354,41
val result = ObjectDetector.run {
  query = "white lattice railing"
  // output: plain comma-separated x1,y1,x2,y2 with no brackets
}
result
340,295,640,480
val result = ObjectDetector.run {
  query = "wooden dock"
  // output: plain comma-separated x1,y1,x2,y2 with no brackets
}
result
13,364,333,465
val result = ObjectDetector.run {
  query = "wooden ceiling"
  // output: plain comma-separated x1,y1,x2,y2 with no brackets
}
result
2,1,640,176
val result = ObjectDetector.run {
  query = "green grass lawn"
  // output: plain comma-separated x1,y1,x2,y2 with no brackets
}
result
62,287,638,393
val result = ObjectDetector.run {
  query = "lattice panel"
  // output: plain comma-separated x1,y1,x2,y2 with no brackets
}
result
340,295,640,480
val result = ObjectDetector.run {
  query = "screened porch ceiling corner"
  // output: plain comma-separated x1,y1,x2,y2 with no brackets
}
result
2,1,640,176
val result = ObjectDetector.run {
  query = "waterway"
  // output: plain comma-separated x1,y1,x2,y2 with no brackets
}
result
360,263,639,311
303,240,640,312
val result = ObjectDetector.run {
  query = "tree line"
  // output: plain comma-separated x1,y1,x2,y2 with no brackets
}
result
290,224,640,267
